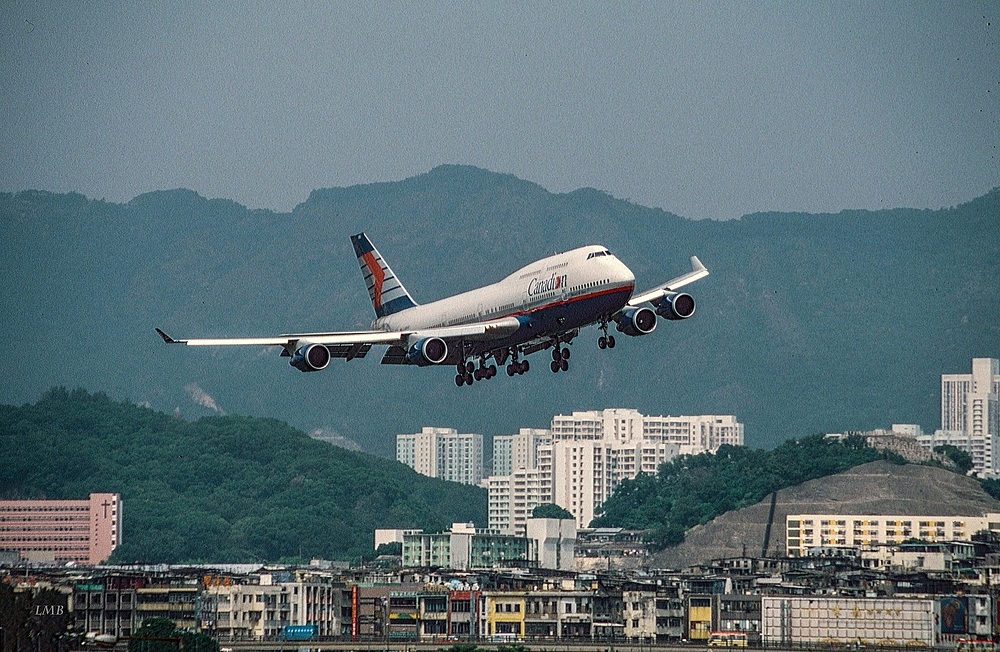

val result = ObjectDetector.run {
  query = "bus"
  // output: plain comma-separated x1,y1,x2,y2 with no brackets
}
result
707,631,748,647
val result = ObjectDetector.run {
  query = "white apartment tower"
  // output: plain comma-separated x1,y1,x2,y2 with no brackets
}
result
487,467,550,535
493,428,551,476
932,358,1000,475
396,427,484,485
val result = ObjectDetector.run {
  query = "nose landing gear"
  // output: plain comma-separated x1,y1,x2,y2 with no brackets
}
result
598,320,616,349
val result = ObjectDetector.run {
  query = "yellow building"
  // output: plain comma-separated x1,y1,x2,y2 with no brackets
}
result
485,592,525,638
689,596,713,641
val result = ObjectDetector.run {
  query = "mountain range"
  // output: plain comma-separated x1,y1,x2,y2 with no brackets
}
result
1,165,997,456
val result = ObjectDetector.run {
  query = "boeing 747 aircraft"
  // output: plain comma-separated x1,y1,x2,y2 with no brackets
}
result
156,233,708,387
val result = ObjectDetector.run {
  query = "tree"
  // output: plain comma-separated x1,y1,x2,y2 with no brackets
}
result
531,503,573,519
375,541,403,556
935,445,974,474
128,618,218,652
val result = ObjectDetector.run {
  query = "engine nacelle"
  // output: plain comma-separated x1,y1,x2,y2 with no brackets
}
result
616,306,658,337
406,337,449,366
655,292,696,320
290,343,331,372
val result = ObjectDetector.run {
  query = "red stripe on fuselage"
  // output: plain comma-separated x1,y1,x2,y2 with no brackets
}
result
497,283,634,322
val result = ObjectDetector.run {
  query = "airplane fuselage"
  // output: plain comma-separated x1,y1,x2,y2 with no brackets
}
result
375,246,636,353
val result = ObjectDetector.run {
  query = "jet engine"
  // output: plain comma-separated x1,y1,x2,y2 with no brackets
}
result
406,337,449,366
655,292,696,320
290,343,331,372
615,306,657,337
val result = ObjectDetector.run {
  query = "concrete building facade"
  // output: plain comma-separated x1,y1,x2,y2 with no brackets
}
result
785,513,1000,557
0,492,120,564
492,428,550,477
396,427,484,485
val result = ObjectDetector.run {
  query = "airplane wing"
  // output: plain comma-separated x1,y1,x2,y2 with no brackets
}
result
627,255,709,307
155,316,521,356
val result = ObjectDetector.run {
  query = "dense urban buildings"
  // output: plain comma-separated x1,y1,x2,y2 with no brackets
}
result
10,540,1000,648
0,492,120,564
396,409,743,533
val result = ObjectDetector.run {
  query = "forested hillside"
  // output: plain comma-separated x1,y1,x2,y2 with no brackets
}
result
0,166,997,454
0,389,486,562
592,434,903,548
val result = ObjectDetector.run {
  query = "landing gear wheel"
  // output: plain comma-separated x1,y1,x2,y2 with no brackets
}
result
457,362,466,374
488,364,497,378
607,335,616,348
466,361,475,373
599,336,607,349
506,364,516,377
551,360,560,373
456,374,465,386
521,359,529,373
561,348,570,360
560,358,569,372
552,348,562,361
464,372,473,385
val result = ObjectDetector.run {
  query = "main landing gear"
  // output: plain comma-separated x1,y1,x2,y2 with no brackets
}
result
455,358,497,387
550,343,570,373
506,353,529,377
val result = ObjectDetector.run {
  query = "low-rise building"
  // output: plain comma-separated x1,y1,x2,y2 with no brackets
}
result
402,523,534,570
785,513,1000,556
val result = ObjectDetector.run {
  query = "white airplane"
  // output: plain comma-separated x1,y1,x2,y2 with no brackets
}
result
157,233,708,386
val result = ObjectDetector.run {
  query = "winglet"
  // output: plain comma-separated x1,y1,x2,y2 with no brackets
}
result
155,328,178,344
691,255,706,273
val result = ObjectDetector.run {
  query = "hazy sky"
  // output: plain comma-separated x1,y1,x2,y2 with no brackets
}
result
2,2,997,219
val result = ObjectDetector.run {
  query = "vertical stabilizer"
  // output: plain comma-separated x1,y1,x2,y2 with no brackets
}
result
351,233,418,318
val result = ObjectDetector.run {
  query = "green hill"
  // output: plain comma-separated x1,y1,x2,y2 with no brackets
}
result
0,388,485,563
0,166,997,455
591,434,903,548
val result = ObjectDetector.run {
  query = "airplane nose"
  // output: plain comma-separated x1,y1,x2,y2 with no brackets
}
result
612,257,636,284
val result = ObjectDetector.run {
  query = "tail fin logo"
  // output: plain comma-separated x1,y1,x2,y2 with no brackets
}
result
360,251,385,309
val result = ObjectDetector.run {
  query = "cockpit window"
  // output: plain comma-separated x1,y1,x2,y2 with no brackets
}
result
587,250,611,260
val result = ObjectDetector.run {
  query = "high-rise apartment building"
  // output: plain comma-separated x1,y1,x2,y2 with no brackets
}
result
918,358,1000,476
551,408,743,454
492,428,551,477
396,427,484,485
488,409,743,531
487,467,550,535
0,492,120,564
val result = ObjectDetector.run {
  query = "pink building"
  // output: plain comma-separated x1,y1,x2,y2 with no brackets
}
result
0,492,120,564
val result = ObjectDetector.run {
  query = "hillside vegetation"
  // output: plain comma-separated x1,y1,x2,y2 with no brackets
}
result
592,434,903,548
0,389,485,563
